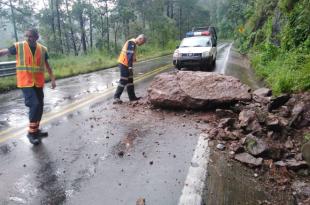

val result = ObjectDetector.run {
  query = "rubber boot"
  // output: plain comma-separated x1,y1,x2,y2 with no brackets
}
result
127,85,141,101
37,129,48,138
27,133,41,145
113,86,125,104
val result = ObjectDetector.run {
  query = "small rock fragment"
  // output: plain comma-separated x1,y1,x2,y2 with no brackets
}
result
235,153,263,166
118,151,124,157
268,94,291,112
244,134,268,156
253,88,272,97
136,197,145,205
216,143,225,150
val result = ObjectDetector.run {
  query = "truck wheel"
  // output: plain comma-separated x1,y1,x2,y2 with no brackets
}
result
201,62,210,71
175,64,182,70
212,58,216,67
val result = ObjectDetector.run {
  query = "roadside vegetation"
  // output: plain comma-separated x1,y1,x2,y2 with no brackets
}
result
48,41,176,79
205,0,309,95
0,41,177,93
241,0,309,95
0,0,201,93
304,133,310,143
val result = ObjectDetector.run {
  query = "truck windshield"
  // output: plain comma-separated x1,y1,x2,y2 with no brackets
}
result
180,36,211,48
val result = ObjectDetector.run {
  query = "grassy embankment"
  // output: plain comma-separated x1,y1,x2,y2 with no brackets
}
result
250,43,310,95
235,0,310,95
0,42,176,93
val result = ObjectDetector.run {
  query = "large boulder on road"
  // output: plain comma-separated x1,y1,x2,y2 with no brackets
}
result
147,71,252,109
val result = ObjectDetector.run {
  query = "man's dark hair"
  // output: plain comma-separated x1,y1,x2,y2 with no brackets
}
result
26,28,39,38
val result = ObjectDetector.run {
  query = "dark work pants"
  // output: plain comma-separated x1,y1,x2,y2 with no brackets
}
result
21,87,44,133
114,64,135,99
119,64,133,87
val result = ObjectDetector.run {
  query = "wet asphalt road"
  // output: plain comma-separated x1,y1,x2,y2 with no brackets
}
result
0,55,171,132
0,43,263,205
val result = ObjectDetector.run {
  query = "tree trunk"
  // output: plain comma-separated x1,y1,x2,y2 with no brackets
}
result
78,9,87,54
56,0,64,53
187,12,189,32
9,0,18,42
166,0,170,17
64,27,70,53
89,10,93,49
105,1,110,51
179,6,182,40
65,0,78,55
170,0,174,19
100,14,104,39
114,27,118,53
124,19,129,39
49,0,57,51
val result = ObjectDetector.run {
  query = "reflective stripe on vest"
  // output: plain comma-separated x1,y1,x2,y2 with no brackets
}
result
15,41,47,88
117,39,136,67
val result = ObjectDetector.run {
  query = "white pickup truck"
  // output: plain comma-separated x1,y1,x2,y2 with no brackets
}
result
173,31,217,71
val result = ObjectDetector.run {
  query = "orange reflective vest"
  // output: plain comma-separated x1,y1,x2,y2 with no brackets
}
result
117,38,136,67
15,41,47,88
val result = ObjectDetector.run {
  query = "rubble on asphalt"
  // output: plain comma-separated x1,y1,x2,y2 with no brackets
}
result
204,89,310,205
147,73,310,204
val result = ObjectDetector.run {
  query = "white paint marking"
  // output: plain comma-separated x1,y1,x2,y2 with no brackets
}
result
178,133,210,205
220,43,233,74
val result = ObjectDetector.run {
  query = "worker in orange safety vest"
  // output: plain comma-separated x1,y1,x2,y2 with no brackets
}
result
113,34,146,104
0,28,56,145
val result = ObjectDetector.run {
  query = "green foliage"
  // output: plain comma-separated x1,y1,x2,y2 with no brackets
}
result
0,45,174,92
304,133,310,142
206,0,253,38
232,0,310,94
0,76,16,93
278,0,299,11
48,50,116,79
250,45,310,94
281,0,310,50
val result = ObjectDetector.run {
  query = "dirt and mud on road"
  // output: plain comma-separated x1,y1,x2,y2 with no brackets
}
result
124,88,310,205
143,67,310,204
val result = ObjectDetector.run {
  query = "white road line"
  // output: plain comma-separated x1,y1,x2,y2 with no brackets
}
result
178,133,210,205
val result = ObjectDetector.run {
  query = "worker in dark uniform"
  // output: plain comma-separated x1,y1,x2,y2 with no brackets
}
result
0,28,56,145
113,34,146,104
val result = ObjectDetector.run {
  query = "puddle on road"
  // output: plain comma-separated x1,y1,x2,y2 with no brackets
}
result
21,145,68,204
0,68,120,131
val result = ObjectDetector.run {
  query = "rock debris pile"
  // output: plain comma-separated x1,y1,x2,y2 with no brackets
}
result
206,89,310,204
147,71,310,204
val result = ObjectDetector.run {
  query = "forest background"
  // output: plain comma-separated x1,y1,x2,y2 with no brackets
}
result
0,0,309,94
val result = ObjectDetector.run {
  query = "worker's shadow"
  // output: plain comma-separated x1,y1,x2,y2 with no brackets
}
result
31,144,67,204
